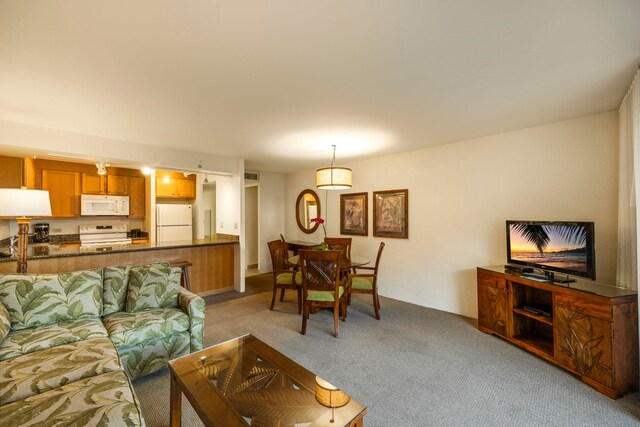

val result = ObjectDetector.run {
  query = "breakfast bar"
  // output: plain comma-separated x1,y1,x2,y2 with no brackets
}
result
0,235,239,296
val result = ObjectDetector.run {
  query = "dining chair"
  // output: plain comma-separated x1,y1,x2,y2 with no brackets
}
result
324,237,352,260
267,239,302,314
299,249,348,338
347,242,385,320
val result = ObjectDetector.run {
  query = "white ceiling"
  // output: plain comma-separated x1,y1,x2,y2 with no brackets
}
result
1,1,639,173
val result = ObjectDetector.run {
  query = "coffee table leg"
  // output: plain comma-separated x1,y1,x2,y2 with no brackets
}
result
170,371,182,427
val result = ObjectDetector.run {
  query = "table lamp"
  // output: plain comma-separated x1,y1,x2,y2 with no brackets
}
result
315,376,350,423
0,189,52,273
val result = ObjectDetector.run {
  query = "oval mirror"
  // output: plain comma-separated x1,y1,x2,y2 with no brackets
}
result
295,189,321,234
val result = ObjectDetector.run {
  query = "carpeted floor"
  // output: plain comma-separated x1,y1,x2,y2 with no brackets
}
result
133,277,640,426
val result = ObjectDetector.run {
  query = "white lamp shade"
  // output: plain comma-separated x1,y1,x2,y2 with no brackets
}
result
0,189,52,217
316,167,352,190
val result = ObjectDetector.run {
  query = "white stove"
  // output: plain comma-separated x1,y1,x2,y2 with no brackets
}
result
79,224,132,247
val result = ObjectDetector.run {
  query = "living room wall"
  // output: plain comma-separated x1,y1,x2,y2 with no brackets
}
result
284,111,619,318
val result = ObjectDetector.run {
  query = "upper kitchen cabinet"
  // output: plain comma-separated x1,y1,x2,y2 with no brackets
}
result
81,173,106,194
129,176,145,218
156,170,196,199
42,170,81,217
106,175,128,195
0,155,22,188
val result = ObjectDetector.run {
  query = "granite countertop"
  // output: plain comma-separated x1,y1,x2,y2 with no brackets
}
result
0,234,239,262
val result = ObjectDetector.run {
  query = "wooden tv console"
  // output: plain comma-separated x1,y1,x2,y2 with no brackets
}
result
477,266,638,398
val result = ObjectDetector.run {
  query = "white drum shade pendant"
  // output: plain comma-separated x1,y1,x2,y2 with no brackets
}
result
316,145,352,190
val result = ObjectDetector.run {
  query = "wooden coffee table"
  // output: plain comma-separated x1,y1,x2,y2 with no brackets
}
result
169,334,367,426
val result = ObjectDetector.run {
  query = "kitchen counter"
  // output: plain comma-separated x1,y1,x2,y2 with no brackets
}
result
0,235,239,295
0,234,238,263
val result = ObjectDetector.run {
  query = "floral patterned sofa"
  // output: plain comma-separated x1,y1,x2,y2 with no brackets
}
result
0,261,205,426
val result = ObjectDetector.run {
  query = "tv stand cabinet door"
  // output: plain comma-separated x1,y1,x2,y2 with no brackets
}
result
477,271,509,338
554,294,614,391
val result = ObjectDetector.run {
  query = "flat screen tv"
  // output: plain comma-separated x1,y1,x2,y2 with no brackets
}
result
506,220,595,280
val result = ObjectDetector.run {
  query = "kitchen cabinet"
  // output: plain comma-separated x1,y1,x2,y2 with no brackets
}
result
81,173,106,194
129,176,146,218
156,176,196,199
42,170,81,217
0,155,22,188
107,175,128,195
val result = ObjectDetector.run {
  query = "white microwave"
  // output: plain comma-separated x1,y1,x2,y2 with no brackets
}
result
81,195,130,216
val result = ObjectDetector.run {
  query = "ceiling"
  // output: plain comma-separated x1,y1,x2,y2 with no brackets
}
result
1,1,638,173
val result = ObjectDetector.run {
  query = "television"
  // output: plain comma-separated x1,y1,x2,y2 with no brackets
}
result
506,220,596,280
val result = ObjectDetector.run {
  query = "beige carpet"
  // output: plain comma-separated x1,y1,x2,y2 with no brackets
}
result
133,287,640,426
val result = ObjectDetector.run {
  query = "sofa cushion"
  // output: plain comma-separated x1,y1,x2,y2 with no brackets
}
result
0,302,9,342
126,264,181,313
0,268,103,331
0,337,121,405
0,370,144,427
103,261,170,316
103,308,190,349
118,331,191,379
0,318,109,361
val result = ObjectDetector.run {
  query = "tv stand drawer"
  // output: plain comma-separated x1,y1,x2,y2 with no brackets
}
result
554,294,611,320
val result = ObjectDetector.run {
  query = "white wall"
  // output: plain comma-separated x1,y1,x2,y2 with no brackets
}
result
0,219,11,241
285,111,619,318
258,172,286,272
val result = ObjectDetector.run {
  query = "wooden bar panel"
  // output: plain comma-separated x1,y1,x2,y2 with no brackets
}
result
0,244,238,295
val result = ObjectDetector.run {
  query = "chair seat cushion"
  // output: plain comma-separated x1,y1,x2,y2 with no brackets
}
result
351,276,374,290
0,337,120,405
0,318,109,362
307,286,345,302
0,269,104,331
276,272,302,285
0,370,144,427
103,308,190,349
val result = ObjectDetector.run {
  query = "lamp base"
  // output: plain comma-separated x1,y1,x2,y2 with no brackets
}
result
16,217,30,273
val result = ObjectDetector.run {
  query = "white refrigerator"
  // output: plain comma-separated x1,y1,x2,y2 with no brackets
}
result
156,204,193,243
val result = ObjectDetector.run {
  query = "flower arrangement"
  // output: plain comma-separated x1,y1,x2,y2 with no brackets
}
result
310,217,327,238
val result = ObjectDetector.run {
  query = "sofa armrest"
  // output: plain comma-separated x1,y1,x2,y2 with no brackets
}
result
178,288,205,352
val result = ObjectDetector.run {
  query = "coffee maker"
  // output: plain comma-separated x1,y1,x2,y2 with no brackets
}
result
34,223,50,243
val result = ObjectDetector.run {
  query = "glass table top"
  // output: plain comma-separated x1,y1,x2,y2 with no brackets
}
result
169,334,366,426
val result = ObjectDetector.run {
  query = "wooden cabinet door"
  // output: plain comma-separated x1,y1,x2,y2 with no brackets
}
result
177,179,195,198
129,176,146,218
81,173,106,194
156,177,176,197
554,295,613,388
107,175,128,195
0,156,22,188
42,170,80,217
477,273,508,337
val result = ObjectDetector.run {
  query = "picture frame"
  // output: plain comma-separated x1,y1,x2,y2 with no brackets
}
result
373,189,408,239
340,192,368,236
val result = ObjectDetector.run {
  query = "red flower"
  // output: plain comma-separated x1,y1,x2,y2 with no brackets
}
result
310,217,325,224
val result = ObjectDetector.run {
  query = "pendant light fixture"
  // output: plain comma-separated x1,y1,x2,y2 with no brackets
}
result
316,145,352,190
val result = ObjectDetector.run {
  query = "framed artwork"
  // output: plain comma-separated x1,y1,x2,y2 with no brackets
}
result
340,192,368,236
373,189,408,239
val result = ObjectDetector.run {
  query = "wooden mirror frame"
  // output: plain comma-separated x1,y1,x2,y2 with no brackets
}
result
295,189,321,234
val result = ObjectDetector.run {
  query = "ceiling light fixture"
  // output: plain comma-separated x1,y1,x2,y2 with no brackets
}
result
96,161,107,175
141,167,152,175
316,145,352,190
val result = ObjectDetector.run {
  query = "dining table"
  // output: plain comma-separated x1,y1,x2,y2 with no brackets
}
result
288,254,370,269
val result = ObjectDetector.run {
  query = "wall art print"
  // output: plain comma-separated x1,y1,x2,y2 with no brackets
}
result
340,192,368,236
373,189,408,239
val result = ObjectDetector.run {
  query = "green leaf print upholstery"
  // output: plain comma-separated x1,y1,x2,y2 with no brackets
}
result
0,337,120,405
0,370,144,427
126,264,181,312
0,269,103,330
103,261,170,316
0,302,9,342
103,308,190,349
178,287,205,351
0,318,109,361
118,331,191,379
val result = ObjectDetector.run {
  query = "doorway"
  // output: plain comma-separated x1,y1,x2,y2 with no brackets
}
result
245,184,259,276
203,182,216,237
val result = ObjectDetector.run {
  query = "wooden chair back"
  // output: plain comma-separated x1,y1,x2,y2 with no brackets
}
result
267,239,289,272
372,242,386,274
299,249,341,293
324,237,352,260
